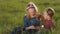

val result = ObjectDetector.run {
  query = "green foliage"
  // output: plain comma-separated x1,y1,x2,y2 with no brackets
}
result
0,0,60,34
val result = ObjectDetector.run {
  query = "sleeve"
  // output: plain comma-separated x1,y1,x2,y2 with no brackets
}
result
34,19,40,26
49,20,55,28
23,16,28,28
38,14,44,20
30,17,40,26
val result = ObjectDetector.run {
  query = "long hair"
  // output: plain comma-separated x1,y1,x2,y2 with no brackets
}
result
25,2,39,19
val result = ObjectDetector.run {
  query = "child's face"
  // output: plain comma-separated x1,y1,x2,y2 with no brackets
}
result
28,8,36,16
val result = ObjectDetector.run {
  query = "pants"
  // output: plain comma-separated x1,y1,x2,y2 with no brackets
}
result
25,29,38,34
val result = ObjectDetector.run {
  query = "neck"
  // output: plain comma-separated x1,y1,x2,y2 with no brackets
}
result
26,14,31,19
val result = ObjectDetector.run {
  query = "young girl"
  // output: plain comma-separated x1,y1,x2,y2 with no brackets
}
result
38,7,55,34
23,2,40,34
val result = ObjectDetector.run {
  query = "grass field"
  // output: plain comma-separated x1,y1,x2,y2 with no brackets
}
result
0,0,60,34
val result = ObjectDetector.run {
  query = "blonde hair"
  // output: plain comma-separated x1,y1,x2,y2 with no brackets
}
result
25,2,39,19
26,2,38,12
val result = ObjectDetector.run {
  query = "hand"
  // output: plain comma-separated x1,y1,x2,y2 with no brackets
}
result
26,26,35,30
34,26,40,30
29,26,35,29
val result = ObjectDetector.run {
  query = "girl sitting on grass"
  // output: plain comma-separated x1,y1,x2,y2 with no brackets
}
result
23,2,40,34
38,7,55,34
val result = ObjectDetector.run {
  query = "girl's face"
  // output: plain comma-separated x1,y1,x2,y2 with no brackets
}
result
28,8,36,17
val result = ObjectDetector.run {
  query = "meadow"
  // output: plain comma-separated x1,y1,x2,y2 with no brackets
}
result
0,0,60,34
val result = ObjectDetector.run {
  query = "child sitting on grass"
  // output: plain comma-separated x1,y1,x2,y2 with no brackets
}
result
23,2,41,34
38,7,55,34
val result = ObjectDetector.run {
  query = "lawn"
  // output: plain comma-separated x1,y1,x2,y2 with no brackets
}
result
0,0,60,34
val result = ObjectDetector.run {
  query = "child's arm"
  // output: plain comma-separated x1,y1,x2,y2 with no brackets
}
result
31,17,41,29
50,20,55,29
23,16,28,30
37,13,44,20
48,20,55,31
25,26,36,30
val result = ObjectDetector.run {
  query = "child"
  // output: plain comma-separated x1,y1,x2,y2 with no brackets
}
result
38,7,55,34
23,2,40,34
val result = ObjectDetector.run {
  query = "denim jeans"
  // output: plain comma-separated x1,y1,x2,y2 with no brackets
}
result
25,29,38,34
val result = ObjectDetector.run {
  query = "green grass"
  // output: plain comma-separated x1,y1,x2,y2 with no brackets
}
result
0,0,60,34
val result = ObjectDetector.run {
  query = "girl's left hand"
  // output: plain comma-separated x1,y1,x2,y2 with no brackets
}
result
26,26,35,30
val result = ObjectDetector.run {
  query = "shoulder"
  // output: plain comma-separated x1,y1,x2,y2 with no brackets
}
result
23,14,27,18
23,16,27,20
23,16,26,18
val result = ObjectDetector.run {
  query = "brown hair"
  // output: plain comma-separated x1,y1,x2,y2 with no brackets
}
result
47,8,54,18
